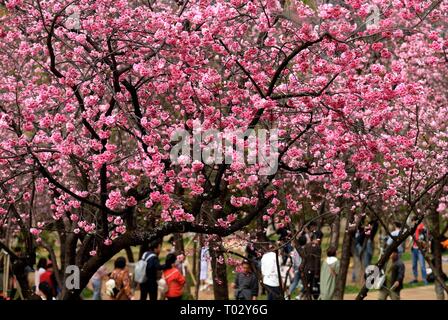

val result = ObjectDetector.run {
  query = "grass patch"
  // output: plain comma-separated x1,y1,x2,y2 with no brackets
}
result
81,287,93,299
344,285,361,294
403,281,430,290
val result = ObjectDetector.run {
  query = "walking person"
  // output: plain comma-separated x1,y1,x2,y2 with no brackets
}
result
352,225,365,283
91,265,108,300
38,282,56,300
362,219,379,268
163,253,186,300
174,252,187,276
319,247,340,300
276,226,293,266
39,260,57,299
287,236,306,299
233,260,258,300
108,257,133,300
386,222,405,257
301,233,322,300
261,244,282,300
34,257,47,295
246,241,261,272
409,216,428,285
378,249,405,300
140,241,167,300
199,246,212,291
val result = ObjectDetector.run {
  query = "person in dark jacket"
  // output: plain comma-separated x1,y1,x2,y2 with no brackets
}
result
378,249,405,300
363,219,379,268
140,241,167,300
300,233,322,300
308,221,324,243
38,282,55,300
276,227,293,266
233,260,259,300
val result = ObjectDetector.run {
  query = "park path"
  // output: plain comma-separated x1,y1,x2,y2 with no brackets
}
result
344,284,440,300
194,255,448,300
195,284,443,300
343,255,447,300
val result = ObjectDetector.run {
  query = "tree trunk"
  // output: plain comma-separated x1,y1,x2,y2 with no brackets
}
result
210,237,229,300
125,246,135,263
183,264,193,299
429,210,445,300
275,250,284,299
334,213,354,300
173,233,184,254
330,215,340,249
138,241,149,260
184,235,196,299
11,258,33,299
432,243,445,300
192,237,197,279
256,213,269,243
0,241,35,300
195,236,201,300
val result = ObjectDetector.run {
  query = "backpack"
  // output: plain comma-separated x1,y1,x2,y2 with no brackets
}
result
106,271,130,300
134,252,156,284
158,269,178,299
105,278,118,297
158,275,169,295
418,227,428,242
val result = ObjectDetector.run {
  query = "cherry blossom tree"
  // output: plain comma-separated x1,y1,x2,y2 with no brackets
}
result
0,0,447,300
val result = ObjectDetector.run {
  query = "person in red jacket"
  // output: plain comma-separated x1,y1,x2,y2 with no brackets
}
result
39,261,56,299
163,253,186,300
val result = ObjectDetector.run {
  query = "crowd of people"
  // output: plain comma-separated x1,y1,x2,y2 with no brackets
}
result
248,222,339,301
102,241,187,300
2,217,447,300
230,222,337,301
234,218,447,301
17,238,212,300
1,240,188,301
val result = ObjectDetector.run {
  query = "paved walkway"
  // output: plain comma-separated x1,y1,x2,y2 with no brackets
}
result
344,284,442,300
344,255,448,300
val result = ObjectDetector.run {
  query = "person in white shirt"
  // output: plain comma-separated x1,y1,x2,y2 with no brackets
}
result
199,246,212,291
386,222,404,256
34,257,47,295
261,244,282,300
